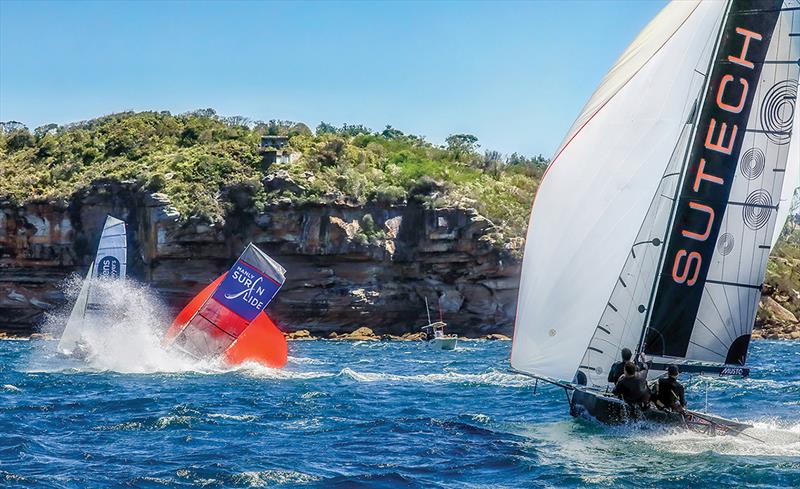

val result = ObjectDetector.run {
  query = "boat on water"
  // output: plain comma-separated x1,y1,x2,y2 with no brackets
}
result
421,297,457,350
162,242,288,368
58,215,127,356
510,0,799,436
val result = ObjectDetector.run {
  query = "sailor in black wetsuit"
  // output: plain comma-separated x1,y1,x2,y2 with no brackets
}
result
612,362,650,408
654,365,686,412
607,348,633,383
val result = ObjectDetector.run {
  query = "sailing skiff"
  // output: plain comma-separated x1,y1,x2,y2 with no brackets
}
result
58,215,127,355
163,243,288,368
511,0,799,435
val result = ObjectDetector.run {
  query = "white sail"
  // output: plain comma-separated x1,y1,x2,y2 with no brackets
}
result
511,1,727,381
58,215,127,354
771,116,800,247
57,263,93,354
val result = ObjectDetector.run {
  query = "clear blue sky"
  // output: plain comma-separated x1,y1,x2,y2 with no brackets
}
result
0,0,666,157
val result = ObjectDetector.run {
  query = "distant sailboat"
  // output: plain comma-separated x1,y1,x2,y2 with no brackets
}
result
58,215,127,355
511,0,798,434
163,243,288,368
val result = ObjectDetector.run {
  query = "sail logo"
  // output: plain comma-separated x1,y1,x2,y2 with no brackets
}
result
720,367,744,376
669,26,765,288
212,259,281,321
97,256,121,279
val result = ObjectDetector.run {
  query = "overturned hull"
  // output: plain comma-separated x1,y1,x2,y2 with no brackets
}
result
163,243,288,368
570,388,752,436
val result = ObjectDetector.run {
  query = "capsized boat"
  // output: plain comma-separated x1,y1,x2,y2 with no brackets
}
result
58,215,127,355
510,0,799,435
421,297,457,350
163,243,288,368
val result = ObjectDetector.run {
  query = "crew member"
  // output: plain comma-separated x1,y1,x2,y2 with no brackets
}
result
607,348,633,383
654,365,686,412
612,361,650,408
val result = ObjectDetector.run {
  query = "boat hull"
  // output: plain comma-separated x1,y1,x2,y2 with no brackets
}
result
570,388,751,436
431,337,457,350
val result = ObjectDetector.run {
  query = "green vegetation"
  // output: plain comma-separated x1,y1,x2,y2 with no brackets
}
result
766,221,800,317
0,110,546,243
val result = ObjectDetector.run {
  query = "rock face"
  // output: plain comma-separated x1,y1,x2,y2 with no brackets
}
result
754,286,800,340
0,183,519,337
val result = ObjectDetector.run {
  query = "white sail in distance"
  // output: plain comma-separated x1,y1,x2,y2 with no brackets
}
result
58,215,128,354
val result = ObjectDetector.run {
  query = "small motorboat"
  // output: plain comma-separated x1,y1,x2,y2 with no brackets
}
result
421,298,457,350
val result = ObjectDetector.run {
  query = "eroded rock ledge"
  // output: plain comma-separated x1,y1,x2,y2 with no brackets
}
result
0,182,520,337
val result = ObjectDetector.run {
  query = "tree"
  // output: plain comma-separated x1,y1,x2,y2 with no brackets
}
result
0,121,27,134
381,125,404,139
482,150,503,176
34,123,59,138
445,134,479,160
316,122,338,135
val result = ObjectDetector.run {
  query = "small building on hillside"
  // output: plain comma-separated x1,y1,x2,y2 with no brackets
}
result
259,135,301,168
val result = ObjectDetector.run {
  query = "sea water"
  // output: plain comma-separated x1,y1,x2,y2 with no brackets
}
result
0,285,798,487
1,339,798,488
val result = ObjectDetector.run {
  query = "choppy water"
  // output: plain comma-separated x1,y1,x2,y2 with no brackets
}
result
1,336,799,488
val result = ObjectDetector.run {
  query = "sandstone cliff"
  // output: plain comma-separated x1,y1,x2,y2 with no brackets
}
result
0,182,520,337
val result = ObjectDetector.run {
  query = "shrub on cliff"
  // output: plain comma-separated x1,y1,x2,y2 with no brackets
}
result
0,110,546,241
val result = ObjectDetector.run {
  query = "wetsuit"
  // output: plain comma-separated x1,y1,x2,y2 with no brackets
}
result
655,377,686,410
607,361,625,383
608,360,649,383
613,376,650,407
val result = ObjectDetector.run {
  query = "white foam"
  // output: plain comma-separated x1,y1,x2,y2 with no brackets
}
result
337,367,537,387
38,278,218,374
644,418,800,457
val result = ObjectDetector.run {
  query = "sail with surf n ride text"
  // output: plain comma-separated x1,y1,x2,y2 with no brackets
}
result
58,215,127,354
163,242,288,368
511,0,799,388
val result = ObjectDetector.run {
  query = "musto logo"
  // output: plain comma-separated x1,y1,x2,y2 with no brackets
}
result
212,260,281,321
98,256,121,279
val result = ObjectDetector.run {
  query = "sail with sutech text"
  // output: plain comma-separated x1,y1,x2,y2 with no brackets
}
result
510,0,799,434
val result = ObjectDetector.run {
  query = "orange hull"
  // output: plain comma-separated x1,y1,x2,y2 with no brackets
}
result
164,273,287,368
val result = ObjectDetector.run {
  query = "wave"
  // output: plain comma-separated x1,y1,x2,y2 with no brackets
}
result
645,418,800,457
337,367,537,387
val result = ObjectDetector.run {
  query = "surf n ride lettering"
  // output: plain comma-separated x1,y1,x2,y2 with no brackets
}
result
225,267,267,309
646,1,782,359
212,259,281,321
